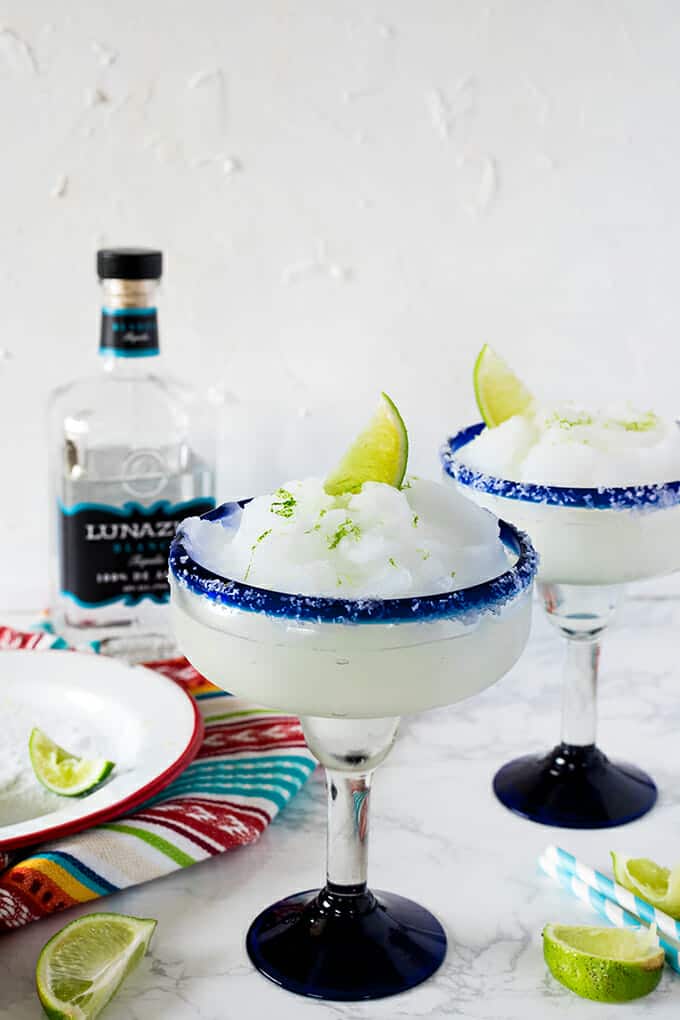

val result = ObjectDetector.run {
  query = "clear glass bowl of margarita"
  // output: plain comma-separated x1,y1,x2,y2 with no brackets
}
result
441,347,680,829
169,467,537,1001
443,421,680,587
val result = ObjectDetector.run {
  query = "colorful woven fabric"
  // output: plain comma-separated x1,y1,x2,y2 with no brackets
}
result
0,626,316,932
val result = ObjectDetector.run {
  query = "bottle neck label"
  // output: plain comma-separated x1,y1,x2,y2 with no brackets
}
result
100,307,159,358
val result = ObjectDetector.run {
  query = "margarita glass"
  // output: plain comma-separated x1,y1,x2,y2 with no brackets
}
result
442,422,680,829
169,501,537,1001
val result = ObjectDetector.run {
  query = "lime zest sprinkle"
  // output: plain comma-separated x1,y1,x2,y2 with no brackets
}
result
270,488,297,518
245,528,273,581
618,411,659,432
305,507,329,534
388,557,397,567
412,514,419,528
328,519,361,550
546,409,659,433
450,570,456,578
417,548,430,561
546,411,594,429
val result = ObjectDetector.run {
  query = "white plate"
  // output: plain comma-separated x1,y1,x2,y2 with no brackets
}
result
0,650,203,850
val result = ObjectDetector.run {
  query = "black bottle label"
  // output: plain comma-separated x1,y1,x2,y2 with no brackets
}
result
59,498,214,609
100,308,159,357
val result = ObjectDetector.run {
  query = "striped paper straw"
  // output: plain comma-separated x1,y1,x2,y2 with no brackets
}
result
545,845,680,945
538,854,680,974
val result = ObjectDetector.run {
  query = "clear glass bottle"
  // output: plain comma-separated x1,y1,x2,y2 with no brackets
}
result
48,248,215,659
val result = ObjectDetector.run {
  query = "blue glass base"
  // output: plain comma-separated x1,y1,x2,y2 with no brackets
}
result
246,886,447,1001
493,744,657,829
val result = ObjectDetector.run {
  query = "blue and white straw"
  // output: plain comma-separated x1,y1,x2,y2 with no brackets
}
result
538,853,680,974
545,845,680,944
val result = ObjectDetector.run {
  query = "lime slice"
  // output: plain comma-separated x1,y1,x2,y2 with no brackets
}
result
543,923,664,1003
612,853,680,919
473,344,534,427
36,912,156,1019
324,392,408,495
29,728,115,797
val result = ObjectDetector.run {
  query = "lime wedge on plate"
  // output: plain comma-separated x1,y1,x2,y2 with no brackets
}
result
612,853,680,919
29,727,115,797
473,344,533,427
324,392,408,495
543,923,664,1002
36,912,156,1019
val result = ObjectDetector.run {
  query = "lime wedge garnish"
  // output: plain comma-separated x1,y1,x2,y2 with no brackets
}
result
36,912,157,1019
612,852,680,919
543,923,664,1003
324,392,408,495
29,727,115,797
473,344,534,427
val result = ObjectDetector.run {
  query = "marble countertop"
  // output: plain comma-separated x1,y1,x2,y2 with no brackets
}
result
2,585,680,1019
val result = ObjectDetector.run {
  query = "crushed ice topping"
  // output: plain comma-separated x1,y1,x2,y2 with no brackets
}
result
459,403,680,488
180,477,509,599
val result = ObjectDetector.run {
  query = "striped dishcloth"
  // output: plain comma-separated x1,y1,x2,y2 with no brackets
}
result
0,626,316,931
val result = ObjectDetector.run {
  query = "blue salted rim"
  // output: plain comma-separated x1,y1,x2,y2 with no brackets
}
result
169,500,538,625
441,423,680,511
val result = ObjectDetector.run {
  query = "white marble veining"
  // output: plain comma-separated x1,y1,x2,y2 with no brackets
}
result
2,589,680,1018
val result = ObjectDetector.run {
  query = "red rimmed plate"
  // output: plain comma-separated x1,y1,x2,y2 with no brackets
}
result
0,650,203,851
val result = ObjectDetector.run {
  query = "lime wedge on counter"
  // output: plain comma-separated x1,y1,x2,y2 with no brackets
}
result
36,912,157,1019
324,392,408,495
29,728,115,797
473,344,534,427
543,923,664,1002
612,853,680,919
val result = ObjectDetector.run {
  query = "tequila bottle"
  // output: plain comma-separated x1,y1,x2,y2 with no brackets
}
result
48,247,215,659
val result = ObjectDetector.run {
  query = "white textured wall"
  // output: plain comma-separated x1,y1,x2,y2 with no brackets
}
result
2,0,680,607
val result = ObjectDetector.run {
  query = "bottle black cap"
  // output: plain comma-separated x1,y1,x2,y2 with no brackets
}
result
97,247,163,280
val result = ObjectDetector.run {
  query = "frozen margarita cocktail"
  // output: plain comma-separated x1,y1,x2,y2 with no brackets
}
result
175,474,524,718
170,394,537,1001
447,348,680,584
441,347,680,829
